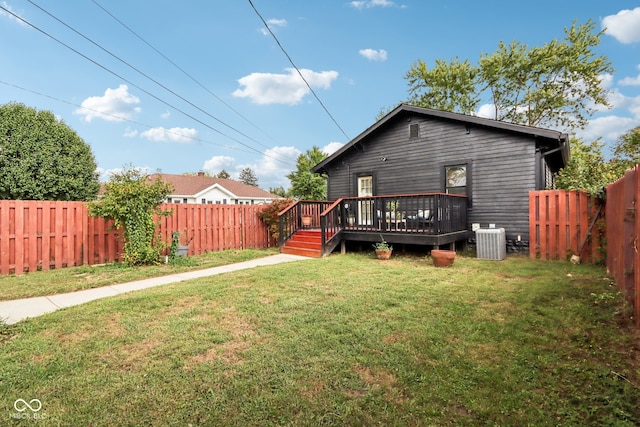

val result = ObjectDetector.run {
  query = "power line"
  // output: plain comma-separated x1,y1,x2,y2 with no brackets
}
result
247,0,350,141
0,79,256,155
26,0,290,163
89,0,277,146
1,3,296,169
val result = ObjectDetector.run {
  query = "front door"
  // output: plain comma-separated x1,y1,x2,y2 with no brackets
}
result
357,176,374,225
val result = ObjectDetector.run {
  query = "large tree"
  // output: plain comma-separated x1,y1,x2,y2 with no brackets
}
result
238,167,259,187
0,102,100,200
287,146,328,200
610,126,640,177
554,138,618,196
405,20,613,130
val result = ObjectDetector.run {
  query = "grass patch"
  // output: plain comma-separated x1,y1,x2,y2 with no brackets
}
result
0,248,278,301
1,254,639,425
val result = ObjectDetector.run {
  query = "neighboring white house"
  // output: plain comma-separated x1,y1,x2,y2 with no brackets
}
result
151,173,281,205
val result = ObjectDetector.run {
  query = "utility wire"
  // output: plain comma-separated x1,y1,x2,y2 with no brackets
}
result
26,0,293,166
90,0,277,146
1,3,296,168
247,0,350,141
0,79,255,154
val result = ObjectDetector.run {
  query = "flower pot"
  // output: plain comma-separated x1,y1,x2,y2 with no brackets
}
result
431,249,455,267
375,249,392,260
302,216,312,227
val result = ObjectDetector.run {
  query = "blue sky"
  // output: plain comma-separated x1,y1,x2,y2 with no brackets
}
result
1,1,640,191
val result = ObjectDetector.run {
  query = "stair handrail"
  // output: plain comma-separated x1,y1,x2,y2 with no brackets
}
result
319,198,346,255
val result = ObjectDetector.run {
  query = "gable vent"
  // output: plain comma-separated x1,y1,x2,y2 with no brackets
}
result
409,123,419,139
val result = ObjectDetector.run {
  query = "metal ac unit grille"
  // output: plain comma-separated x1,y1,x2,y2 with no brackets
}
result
476,228,506,260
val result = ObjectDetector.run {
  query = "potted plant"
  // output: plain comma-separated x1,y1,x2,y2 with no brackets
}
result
373,235,393,260
431,249,455,267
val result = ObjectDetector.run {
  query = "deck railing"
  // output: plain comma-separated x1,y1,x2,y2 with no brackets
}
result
279,193,468,255
278,200,333,245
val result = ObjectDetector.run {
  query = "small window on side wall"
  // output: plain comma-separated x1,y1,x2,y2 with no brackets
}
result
409,123,419,139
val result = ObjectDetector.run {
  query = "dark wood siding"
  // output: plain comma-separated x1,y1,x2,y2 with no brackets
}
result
325,113,538,241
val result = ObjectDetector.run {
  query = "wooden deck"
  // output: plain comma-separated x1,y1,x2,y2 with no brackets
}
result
279,193,469,257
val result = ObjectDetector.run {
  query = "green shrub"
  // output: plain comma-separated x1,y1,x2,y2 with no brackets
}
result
258,198,293,242
89,166,173,265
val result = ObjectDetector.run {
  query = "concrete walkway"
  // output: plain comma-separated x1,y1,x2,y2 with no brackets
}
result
0,254,310,325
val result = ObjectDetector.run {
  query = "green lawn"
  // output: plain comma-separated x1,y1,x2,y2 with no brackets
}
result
1,253,639,426
0,248,279,301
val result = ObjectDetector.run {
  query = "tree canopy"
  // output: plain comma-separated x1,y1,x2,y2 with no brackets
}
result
287,146,328,200
554,138,618,196
239,167,259,187
610,126,640,176
405,20,613,130
215,169,231,179
0,102,100,201
555,127,640,196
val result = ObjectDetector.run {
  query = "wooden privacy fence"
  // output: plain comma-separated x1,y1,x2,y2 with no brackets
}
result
0,201,272,275
606,167,640,328
529,190,603,263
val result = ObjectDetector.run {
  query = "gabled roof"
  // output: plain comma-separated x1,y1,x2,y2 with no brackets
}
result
313,104,570,173
149,173,280,199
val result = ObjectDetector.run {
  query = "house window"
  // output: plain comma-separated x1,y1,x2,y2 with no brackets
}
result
409,123,419,139
202,198,206,204
445,165,467,195
183,198,188,204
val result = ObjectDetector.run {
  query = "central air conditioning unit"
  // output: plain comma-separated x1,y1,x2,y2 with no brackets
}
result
476,227,506,260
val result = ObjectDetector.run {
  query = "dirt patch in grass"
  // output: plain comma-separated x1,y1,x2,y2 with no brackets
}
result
185,308,259,368
116,337,164,371
302,378,326,399
381,331,410,345
353,364,409,404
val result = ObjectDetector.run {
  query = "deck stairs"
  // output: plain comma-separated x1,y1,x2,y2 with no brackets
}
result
280,229,325,258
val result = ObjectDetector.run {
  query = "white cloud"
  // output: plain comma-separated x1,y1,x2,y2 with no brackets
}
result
350,0,394,9
252,146,301,181
260,18,287,35
577,115,639,144
203,146,302,189
97,166,151,182
476,104,497,119
139,127,198,143
74,84,141,122
322,142,344,156
619,65,640,86
123,127,138,138
0,1,27,26
602,7,640,44
202,155,237,175
232,68,339,105
359,48,388,61
160,110,171,119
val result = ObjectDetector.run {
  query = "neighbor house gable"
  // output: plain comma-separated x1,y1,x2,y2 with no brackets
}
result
149,173,280,204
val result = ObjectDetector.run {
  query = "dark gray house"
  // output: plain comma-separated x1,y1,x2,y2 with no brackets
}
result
279,104,569,257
